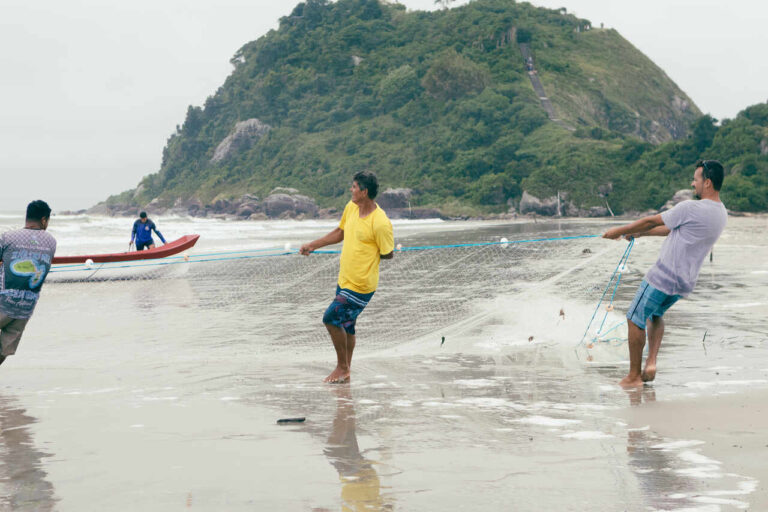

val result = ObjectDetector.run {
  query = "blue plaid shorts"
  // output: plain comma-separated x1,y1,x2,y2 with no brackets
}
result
322,285,374,335
626,280,681,329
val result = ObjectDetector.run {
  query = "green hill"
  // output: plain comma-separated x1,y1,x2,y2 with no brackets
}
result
101,0,767,216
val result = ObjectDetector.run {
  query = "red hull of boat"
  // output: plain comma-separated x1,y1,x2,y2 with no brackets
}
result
52,235,200,264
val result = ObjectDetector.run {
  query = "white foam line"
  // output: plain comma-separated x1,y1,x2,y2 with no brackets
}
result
678,450,721,466
690,496,749,507
514,415,582,427
652,440,705,450
91,387,123,394
560,431,613,440
421,401,461,408
456,397,510,408
453,378,497,388
684,379,768,389
675,466,723,479
552,403,615,412
703,479,759,496
665,504,721,512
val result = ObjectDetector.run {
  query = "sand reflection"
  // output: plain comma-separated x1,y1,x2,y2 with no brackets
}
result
323,385,392,512
624,387,706,510
0,395,57,511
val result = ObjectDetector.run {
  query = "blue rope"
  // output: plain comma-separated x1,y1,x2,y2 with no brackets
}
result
50,234,600,273
398,234,599,252
286,234,600,255
578,239,634,347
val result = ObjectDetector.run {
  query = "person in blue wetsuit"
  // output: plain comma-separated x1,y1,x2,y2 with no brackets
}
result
130,211,166,251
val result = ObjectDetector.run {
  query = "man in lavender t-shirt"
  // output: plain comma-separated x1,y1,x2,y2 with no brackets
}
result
0,200,57,366
603,160,727,388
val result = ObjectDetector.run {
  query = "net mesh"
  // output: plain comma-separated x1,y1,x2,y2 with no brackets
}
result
46,232,634,354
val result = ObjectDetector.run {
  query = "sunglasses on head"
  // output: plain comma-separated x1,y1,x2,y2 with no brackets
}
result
696,160,713,181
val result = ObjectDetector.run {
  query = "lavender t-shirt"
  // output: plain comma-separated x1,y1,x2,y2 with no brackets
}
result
644,199,727,297
0,228,57,319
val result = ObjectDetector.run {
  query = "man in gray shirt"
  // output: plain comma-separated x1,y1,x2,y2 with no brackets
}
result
603,160,727,388
0,200,57,366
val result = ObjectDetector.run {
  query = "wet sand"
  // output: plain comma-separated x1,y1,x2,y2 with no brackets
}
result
622,386,768,509
1,215,766,510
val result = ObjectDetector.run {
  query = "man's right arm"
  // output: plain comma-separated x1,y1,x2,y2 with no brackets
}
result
603,214,665,240
300,228,344,255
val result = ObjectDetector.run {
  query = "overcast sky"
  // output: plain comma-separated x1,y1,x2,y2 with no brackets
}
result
1,0,766,211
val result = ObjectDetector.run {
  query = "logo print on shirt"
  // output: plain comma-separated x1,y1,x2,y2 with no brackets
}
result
10,259,46,288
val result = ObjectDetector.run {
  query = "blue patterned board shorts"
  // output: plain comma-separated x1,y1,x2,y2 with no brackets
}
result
626,279,681,329
323,285,374,335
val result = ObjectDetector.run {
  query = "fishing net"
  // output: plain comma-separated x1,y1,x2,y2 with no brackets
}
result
45,230,634,354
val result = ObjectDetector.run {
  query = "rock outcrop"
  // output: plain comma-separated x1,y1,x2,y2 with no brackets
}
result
660,189,693,212
263,191,318,218
385,208,445,220
518,191,611,217
519,191,560,216
376,188,412,209
565,205,610,217
210,119,271,163
89,189,320,220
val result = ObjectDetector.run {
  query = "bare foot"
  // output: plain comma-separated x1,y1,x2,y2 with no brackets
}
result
619,375,644,389
323,366,350,384
641,364,656,382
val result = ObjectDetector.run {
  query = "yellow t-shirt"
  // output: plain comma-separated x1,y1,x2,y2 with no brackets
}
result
338,201,394,294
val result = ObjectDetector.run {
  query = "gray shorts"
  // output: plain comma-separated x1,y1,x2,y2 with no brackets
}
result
0,313,29,356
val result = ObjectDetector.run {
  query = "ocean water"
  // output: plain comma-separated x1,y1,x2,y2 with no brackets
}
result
0,213,766,511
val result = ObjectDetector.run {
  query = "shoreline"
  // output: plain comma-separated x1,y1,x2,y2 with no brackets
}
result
52,209,768,222
51,210,768,224
620,387,768,509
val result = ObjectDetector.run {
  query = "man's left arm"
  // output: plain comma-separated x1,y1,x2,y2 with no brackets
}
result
375,218,394,260
631,225,671,239
152,223,167,244
603,214,665,240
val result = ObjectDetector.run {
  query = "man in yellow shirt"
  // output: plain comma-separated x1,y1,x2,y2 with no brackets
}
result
300,171,394,383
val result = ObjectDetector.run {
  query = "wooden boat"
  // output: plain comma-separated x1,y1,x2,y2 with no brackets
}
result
52,235,200,264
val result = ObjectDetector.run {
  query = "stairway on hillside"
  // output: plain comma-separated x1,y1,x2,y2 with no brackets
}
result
518,42,575,131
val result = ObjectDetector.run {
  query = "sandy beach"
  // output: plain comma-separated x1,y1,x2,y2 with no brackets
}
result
0,214,766,510
622,387,768,510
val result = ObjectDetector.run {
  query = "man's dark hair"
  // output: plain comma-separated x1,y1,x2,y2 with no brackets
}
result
26,200,51,221
139,211,147,218
353,170,379,200
696,159,724,191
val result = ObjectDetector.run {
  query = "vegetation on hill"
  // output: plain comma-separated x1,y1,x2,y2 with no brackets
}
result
104,0,767,215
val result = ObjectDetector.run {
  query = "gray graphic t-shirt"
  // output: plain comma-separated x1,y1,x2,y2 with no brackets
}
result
0,228,57,319
644,199,727,297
